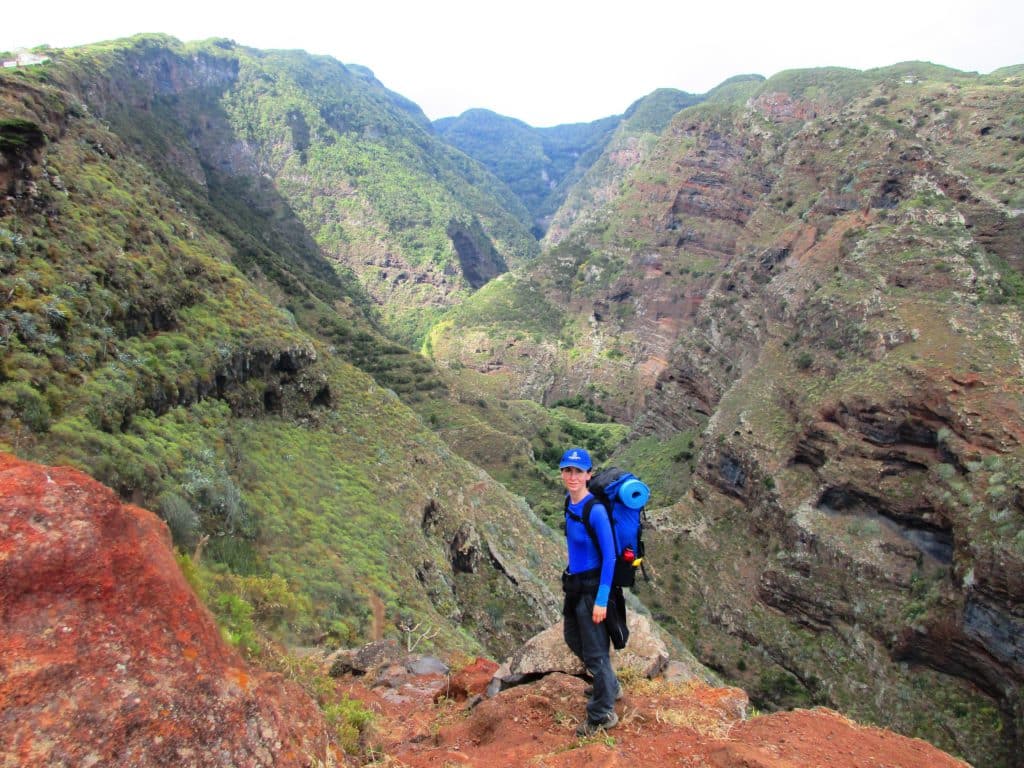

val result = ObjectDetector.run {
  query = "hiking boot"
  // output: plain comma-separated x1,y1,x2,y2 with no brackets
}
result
583,684,623,700
575,711,619,737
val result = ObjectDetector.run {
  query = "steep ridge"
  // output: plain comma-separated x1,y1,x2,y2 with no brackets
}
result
434,88,702,239
427,63,1024,766
543,77,762,246
0,37,563,662
51,34,538,344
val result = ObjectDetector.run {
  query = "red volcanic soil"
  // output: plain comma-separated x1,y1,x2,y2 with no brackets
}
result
339,665,969,768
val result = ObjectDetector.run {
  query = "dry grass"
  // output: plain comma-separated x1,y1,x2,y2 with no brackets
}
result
625,675,703,697
654,705,735,739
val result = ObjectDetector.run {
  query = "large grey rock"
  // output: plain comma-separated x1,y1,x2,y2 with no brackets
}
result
488,611,671,696
407,655,450,676
327,639,405,677
613,612,672,678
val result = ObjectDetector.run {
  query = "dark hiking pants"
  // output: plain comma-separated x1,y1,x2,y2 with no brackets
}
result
563,574,619,722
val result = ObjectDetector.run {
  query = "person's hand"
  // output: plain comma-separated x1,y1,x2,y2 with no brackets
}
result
592,604,607,623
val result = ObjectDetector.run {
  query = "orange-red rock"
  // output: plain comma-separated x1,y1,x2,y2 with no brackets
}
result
0,453,328,767
443,657,499,701
373,672,970,768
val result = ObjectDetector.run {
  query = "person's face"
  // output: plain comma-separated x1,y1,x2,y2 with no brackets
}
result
561,466,591,496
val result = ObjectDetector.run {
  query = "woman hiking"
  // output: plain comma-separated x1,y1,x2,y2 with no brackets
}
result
559,447,622,736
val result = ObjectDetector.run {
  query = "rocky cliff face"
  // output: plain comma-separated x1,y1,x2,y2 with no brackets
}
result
428,64,1024,766
0,453,330,766
630,68,1024,766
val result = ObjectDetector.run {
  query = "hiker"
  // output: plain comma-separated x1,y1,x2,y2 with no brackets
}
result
559,446,622,736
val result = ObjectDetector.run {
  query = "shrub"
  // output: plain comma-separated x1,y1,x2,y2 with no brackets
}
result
323,696,375,754
233,572,314,631
205,535,261,575
183,454,254,537
214,592,260,657
159,491,199,548
0,381,51,431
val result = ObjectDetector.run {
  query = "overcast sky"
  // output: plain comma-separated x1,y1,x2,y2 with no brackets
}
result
3,0,1022,126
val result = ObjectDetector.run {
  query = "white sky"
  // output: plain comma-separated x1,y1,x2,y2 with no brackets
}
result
3,0,1022,127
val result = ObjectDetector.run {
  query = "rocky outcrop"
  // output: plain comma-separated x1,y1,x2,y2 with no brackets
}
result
344,663,970,768
0,453,329,767
315,633,969,766
0,117,47,199
143,343,322,420
447,218,508,289
487,611,673,695
415,489,562,660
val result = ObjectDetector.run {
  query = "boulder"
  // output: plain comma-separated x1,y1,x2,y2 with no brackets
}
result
488,610,670,695
327,638,406,677
326,642,450,680
444,657,500,702
407,655,450,676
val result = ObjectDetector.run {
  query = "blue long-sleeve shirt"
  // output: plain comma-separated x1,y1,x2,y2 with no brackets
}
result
565,493,616,608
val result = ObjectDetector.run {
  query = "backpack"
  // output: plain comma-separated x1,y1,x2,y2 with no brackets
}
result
565,466,650,588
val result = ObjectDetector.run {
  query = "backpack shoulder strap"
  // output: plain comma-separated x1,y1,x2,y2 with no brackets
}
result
565,496,599,550
565,496,596,525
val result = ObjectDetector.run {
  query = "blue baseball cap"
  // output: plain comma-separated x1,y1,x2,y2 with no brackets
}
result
559,447,592,471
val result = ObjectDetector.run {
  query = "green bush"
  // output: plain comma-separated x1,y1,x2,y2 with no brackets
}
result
323,696,375,755
0,381,51,431
232,572,315,632
214,592,260,657
175,551,211,603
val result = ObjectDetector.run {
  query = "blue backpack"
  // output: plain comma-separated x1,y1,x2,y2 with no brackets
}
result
564,467,650,588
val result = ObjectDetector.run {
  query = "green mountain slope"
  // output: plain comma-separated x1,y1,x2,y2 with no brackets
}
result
435,108,619,237
53,34,538,345
0,35,562,660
